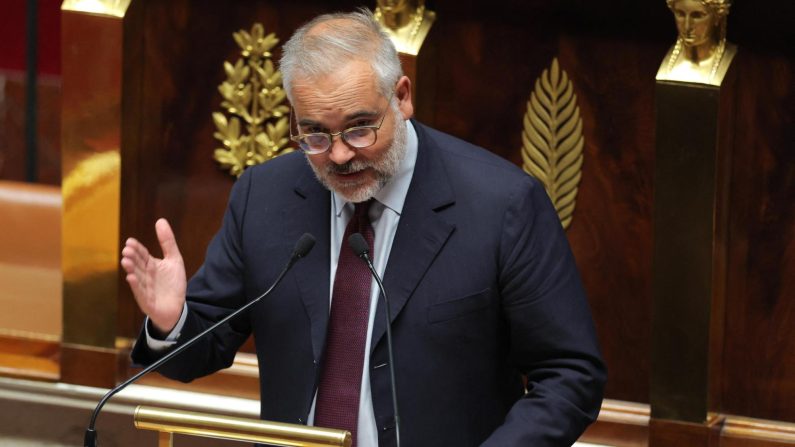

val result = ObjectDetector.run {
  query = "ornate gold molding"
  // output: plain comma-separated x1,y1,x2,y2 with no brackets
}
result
213,24,291,178
521,58,584,230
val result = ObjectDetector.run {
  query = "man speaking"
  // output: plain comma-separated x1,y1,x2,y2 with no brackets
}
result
123,9,606,447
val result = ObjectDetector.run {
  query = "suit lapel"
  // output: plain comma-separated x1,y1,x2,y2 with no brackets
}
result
283,123,457,357
287,169,331,362
371,122,456,352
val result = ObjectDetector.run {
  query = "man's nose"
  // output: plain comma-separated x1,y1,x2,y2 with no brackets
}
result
327,135,356,165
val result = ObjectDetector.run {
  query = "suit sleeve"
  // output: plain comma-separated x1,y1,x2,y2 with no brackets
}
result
130,168,254,381
482,177,607,446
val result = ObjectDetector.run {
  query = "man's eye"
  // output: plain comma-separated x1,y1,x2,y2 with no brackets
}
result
351,120,372,127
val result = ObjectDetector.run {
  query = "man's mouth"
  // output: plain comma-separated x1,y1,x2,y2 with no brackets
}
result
329,162,370,177
333,169,367,181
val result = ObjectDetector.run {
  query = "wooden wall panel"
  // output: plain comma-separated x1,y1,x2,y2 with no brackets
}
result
0,76,60,185
558,34,665,404
0,0,62,185
721,50,795,422
0,73,27,181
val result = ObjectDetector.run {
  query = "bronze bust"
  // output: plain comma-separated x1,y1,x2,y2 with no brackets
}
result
656,0,737,85
374,0,436,55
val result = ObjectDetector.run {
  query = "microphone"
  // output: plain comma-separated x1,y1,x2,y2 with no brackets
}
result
84,233,316,447
349,233,401,447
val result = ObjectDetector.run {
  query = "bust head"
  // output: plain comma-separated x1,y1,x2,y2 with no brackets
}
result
666,0,731,49
377,0,412,14
658,0,736,85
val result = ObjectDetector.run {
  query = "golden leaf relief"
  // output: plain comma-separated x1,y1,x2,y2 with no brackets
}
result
521,58,585,230
214,23,292,177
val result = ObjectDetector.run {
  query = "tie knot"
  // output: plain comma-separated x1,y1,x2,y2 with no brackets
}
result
353,199,373,218
351,199,374,234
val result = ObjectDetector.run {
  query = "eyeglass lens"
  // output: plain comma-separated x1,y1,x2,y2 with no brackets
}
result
301,127,377,152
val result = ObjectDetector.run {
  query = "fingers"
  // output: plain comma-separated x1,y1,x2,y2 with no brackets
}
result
122,265,144,300
121,238,149,268
121,239,148,298
155,218,182,261
121,238,149,287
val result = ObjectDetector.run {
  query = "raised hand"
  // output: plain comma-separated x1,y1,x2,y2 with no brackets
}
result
120,218,187,335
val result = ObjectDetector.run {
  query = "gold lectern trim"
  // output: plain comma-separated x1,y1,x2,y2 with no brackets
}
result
521,58,584,230
213,23,292,178
135,406,351,447
61,0,131,17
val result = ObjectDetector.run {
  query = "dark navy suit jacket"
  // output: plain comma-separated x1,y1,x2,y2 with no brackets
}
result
132,121,606,446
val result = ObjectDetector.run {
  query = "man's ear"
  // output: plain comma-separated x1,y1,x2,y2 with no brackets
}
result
395,75,414,119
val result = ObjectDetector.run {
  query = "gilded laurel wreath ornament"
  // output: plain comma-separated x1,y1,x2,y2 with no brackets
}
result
521,58,584,230
213,23,292,177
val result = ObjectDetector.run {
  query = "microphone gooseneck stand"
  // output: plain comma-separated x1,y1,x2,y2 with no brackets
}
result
84,233,316,447
349,232,401,447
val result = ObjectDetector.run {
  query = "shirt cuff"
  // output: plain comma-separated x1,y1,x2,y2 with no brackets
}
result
144,302,188,351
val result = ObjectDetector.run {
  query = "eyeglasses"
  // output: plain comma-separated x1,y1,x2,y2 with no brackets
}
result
289,92,394,155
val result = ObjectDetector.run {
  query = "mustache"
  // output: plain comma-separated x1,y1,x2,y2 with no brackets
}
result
327,160,371,175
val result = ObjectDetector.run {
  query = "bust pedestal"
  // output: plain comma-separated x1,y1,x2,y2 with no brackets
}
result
650,46,738,434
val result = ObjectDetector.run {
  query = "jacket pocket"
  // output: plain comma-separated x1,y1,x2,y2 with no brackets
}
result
427,288,492,324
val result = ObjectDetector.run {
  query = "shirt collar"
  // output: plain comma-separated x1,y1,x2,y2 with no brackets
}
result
333,119,418,216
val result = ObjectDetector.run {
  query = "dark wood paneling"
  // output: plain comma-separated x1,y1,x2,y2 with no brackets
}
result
579,406,795,447
0,334,59,381
560,34,664,404
721,50,795,422
0,74,58,184
580,400,651,447
0,73,27,182
35,78,61,184
0,0,62,186
60,343,116,388
582,420,649,447
650,417,722,447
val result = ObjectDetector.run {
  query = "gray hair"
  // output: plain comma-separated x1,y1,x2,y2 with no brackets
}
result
280,8,403,102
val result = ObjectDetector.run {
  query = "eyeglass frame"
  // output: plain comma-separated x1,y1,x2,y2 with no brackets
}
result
289,91,395,155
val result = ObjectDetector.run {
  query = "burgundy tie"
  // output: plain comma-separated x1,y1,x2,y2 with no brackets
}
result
315,200,375,446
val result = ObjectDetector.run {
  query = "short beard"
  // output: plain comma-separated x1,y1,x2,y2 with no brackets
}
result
308,104,408,203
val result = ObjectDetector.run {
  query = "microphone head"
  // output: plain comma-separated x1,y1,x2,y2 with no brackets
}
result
348,233,369,258
292,233,316,259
